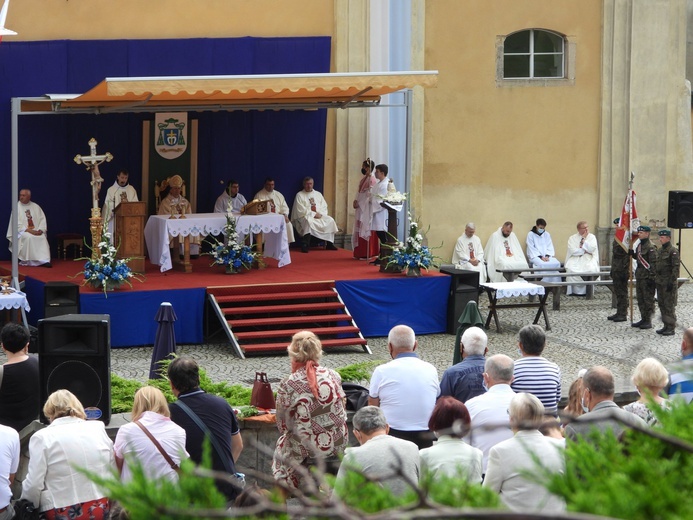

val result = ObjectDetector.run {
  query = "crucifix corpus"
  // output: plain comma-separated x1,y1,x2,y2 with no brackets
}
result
74,138,114,259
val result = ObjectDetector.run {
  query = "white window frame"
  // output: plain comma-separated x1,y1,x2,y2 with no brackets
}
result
496,29,576,88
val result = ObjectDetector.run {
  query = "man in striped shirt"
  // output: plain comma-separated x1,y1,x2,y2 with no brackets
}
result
511,325,561,416
667,327,693,403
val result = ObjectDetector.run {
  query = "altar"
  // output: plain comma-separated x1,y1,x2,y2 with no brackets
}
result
144,213,291,272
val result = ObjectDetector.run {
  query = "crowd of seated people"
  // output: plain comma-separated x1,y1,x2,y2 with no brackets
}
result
4,321,690,517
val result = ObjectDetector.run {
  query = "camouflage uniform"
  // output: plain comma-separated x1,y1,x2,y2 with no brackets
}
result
632,237,656,328
655,234,680,335
609,239,630,320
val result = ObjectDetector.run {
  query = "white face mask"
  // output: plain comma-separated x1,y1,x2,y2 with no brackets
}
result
482,380,489,392
581,392,590,413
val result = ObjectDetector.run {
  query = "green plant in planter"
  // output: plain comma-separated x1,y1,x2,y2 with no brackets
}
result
335,360,386,384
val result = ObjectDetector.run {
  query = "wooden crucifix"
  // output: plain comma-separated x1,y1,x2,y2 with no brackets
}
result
74,138,114,213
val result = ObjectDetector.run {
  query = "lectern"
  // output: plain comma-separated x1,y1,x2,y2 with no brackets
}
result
114,201,146,273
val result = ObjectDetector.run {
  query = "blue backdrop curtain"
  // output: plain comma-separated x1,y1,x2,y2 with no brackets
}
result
0,37,330,260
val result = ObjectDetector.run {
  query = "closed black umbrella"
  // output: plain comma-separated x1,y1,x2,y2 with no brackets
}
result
149,302,177,379
452,300,485,365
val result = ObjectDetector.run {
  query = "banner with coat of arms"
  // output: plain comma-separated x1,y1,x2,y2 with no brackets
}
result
155,113,188,160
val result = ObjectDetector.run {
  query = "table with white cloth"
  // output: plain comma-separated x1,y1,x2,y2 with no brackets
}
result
0,289,31,325
144,213,291,273
480,281,549,332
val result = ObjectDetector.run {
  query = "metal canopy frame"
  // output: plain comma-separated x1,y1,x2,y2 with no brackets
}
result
9,70,438,294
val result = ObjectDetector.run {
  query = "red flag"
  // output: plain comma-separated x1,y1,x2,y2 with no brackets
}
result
614,189,639,251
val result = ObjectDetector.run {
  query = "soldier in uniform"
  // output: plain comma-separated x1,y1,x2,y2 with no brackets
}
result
609,217,630,322
655,229,680,336
630,225,657,329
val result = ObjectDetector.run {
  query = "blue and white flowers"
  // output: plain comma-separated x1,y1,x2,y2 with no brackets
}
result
386,212,440,273
206,215,259,271
79,232,137,295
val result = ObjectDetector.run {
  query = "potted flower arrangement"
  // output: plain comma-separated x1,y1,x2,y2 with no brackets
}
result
385,212,440,277
78,232,139,295
206,215,259,273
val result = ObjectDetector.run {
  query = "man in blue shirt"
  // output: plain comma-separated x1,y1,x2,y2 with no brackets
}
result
439,326,488,403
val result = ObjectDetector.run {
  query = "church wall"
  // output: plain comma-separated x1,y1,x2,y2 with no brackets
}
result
4,0,333,40
422,0,603,263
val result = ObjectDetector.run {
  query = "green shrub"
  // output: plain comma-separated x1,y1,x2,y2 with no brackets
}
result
335,360,386,383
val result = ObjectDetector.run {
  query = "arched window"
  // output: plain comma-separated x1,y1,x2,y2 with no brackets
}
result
503,29,565,79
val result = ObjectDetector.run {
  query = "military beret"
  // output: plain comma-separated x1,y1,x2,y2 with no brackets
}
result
658,229,671,237
637,225,651,232
613,218,620,225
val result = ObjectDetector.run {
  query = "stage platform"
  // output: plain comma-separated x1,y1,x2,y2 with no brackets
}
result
1,248,451,348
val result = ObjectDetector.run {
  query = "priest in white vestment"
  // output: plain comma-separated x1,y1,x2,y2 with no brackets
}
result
6,189,52,267
158,175,201,256
352,158,378,259
102,169,139,236
214,180,247,214
565,220,600,295
253,178,295,243
526,218,562,283
291,176,339,253
484,222,529,283
452,222,487,284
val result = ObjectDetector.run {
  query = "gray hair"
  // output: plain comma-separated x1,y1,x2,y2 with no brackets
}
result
353,406,388,434
509,393,545,429
465,222,476,230
583,366,615,398
485,354,514,383
518,324,546,356
461,326,487,355
388,325,416,351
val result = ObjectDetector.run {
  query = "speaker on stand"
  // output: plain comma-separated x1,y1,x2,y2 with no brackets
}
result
38,314,111,424
667,191,693,278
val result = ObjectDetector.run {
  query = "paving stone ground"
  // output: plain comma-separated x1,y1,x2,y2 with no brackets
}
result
112,284,693,397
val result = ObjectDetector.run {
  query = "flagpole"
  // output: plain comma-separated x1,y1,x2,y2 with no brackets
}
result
628,171,635,323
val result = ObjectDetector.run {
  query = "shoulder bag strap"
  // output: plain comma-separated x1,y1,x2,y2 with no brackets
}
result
173,399,234,474
134,420,179,471
0,364,4,390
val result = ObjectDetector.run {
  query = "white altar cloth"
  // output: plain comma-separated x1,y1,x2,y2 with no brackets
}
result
144,213,291,272
481,281,545,299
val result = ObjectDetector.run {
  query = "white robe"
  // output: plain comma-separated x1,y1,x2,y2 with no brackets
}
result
158,194,200,254
291,189,339,242
253,188,295,243
484,228,529,283
452,233,487,284
102,182,139,236
353,173,376,242
526,230,562,283
214,191,247,214
370,177,389,232
6,201,51,265
565,232,600,295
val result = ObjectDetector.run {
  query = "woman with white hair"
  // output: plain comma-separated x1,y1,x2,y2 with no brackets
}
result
272,331,348,492
21,390,115,519
483,393,565,514
623,358,670,425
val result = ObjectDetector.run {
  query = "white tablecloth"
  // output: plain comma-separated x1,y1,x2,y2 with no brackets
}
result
481,281,545,299
144,213,291,272
0,290,30,312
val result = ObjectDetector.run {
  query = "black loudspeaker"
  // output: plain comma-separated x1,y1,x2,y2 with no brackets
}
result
44,282,80,318
38,314,111,424
440,266,480,334
667,191,693,229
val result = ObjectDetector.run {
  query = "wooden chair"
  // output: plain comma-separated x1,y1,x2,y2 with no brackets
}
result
56,233,84,260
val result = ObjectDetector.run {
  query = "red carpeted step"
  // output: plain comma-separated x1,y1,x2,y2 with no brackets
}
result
207,281,336,297
222,301,345,316
235,326,359,340
214,290,336,303
243,337,368,353
229,313,353,328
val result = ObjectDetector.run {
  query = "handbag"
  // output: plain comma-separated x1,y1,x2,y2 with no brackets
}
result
135,420,179,472
250,372,275,409
13,498,39,520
